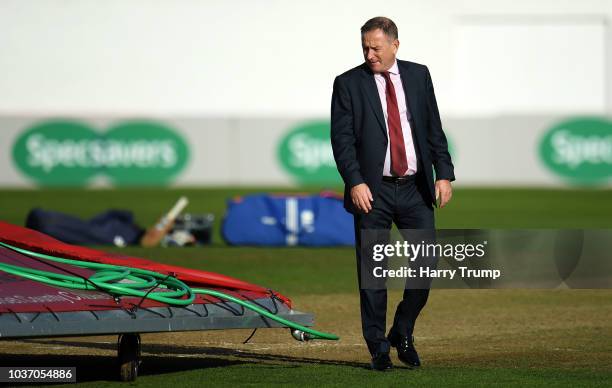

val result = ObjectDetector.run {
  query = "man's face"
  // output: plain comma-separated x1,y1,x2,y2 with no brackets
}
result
362,28,399,73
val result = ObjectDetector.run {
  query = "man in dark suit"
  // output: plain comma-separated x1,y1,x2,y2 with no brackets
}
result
330,16,455,371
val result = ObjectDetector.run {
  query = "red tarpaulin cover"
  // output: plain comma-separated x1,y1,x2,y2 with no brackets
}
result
0,221,291,313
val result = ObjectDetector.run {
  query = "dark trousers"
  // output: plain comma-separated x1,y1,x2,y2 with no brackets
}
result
354,175,434,356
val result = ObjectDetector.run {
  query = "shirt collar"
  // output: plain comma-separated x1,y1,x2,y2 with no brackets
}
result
388,60,399,75
374,60,399,76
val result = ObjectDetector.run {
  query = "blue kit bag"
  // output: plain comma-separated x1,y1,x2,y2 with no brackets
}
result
222,192,355,246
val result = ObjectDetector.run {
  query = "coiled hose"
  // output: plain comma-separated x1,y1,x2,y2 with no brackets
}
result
0,241,339,340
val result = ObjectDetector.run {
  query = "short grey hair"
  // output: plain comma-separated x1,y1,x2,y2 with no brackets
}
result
360,16,398,41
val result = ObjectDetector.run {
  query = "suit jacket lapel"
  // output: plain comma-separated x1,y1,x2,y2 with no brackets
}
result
359,65,387,138
398,61,419,126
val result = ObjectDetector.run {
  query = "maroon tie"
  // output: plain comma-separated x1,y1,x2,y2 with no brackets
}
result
382,71,408,176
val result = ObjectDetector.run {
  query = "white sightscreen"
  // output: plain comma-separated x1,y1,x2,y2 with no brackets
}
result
450,17,607,116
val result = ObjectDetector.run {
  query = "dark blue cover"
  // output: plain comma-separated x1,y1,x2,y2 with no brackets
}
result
25,208,144,246
222,193,355,246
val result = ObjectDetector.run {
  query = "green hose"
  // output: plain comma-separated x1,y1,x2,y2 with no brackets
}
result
192,288,338,340
0,241,339,340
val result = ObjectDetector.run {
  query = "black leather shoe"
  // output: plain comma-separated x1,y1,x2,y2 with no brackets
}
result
389,334,420,367
370,352,393,371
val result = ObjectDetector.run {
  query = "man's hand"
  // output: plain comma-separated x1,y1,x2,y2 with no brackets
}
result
350,183,373,213
435,179,452,208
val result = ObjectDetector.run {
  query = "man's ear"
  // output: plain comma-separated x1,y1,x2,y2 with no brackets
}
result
393,39,400,54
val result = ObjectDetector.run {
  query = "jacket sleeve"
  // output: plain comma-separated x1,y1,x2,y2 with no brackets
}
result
425,67,455,182
330,76,364,188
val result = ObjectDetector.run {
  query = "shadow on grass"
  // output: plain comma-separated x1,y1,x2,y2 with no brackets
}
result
0,352,246,383
2,338,373,382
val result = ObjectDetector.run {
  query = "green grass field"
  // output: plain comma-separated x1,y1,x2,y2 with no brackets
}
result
0,187,611,387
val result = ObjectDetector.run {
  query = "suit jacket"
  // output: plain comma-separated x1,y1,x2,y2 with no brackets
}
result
330,59,455,214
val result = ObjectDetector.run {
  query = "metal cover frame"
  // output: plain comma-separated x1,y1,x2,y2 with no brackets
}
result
0,297,313,339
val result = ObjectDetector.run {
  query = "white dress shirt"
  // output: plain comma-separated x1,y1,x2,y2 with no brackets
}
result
373,60,418,176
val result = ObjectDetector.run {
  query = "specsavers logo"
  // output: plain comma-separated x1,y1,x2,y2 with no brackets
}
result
277,121,341,184
278,121,457,184
539,117,612,185
12,120,189,186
